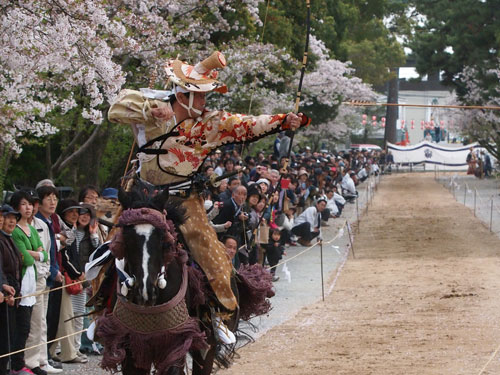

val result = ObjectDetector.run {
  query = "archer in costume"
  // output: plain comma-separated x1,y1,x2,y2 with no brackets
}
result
108,51,310,321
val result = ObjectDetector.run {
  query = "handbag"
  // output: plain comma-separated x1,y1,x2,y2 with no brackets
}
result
64,271,83,295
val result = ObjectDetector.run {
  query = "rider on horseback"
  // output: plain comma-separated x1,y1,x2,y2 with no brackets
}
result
107,51,310,341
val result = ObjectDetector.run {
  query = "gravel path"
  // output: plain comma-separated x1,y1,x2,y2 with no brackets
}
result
218,173,500,375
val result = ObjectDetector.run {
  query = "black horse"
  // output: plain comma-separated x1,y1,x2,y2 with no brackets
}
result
92,186,273,375
95,188,209,375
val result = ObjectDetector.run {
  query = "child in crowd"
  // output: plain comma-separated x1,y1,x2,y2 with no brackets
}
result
264,229,286,282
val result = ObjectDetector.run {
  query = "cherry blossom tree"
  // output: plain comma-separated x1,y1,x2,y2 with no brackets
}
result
2,0,382,189
0,0,264,187
446,64,500,160
300,37,377,147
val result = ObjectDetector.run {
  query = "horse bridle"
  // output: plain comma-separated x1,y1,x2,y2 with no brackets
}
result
114,207,178,296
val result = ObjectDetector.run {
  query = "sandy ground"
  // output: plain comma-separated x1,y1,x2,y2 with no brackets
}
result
219,173,500,375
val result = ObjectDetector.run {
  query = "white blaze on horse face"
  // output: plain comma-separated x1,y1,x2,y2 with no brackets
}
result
135,223,154,302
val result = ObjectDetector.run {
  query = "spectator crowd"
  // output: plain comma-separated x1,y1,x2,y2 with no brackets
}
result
0,140,383,375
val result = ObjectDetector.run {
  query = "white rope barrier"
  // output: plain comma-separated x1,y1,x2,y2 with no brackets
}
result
0,328,88,359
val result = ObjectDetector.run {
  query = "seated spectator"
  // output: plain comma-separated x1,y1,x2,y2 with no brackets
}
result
341,170,358,202
357,165,368,182
324,189,340,218
291,198,327,247
331,185,346,215
277,205,296,246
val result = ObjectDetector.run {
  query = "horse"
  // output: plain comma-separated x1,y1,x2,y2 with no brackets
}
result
90,184,275,375
93,188,210,375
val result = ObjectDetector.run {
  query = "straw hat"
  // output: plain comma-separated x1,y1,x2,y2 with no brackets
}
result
165,51,228,93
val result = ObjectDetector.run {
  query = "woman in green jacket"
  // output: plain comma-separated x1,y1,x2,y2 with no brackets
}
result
10,190,48,375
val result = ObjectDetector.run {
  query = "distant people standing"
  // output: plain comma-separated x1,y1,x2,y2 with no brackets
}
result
386,151,394,172
482,151,492,177
466,147,477,175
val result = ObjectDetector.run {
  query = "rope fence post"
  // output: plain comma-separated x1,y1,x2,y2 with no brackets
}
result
5,302,12,370
474,189,477,217
347,221,355,259
356,197,360,233
320,240,324,302
365,184,369,214
464,184,467,205
490,198,494,232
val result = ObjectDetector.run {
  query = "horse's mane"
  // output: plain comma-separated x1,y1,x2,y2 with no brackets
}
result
119,183,186,226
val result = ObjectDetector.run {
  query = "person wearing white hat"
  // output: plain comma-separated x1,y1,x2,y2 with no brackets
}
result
108,51,310,337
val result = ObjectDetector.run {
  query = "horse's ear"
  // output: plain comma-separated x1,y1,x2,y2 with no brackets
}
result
118,188,133,210
151,188,169,210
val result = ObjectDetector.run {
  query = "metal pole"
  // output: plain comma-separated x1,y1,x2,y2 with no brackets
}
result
464,185,467,205
490,198,494,232
347,221,356,259
320,240,324,302
474,189,477,217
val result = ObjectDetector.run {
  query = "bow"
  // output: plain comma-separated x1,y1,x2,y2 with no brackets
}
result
281,0,311,174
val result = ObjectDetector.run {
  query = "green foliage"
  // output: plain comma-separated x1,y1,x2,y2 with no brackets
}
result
97,123,134,187
408,0,500,95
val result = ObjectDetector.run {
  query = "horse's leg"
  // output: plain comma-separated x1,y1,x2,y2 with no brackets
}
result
191,334,217,375
166,365,186,375
122,351,150,375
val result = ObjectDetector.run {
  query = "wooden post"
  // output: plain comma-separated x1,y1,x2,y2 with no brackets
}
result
347,222,355,259
490,198,494,232
320,240,324,302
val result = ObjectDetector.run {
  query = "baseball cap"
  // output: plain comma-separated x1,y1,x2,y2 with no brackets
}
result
102,188,119,200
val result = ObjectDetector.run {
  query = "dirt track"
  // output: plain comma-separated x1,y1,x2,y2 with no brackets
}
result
219,174,500,375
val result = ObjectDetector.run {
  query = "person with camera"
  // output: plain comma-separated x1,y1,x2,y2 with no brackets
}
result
213,185,249,263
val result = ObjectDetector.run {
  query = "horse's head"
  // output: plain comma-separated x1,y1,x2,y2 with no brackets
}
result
113,187,186,306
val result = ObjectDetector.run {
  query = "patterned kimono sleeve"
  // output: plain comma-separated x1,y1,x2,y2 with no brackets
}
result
205,111,310,147
108,89,171,128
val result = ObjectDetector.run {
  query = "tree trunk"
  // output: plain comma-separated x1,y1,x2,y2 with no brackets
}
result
46,140,53,180
384,68,399,147
0,142,12,193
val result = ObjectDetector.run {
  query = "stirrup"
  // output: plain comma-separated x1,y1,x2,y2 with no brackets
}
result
211,310,236,345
